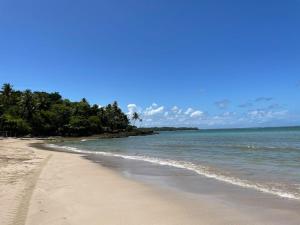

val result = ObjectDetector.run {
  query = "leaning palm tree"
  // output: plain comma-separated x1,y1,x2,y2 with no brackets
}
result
131,112,140,126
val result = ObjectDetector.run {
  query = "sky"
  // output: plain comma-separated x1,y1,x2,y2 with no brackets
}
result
0,0,299,128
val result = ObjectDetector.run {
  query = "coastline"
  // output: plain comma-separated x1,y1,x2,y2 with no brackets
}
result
45,129,157,142
1,138,300,225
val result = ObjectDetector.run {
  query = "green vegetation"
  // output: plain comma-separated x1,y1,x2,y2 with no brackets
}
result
131,112,142,126
0,83,133,137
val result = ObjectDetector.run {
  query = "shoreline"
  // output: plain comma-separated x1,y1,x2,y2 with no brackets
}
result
46,141,300,201
26,129,157,143
1,138,300,225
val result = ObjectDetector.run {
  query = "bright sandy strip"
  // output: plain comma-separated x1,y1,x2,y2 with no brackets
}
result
0,138,288,225
0,138,50,225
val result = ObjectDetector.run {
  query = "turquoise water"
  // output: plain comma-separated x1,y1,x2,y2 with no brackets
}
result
52,127,300,200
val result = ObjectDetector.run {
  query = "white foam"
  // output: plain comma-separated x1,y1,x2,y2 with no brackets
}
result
47,144,300,200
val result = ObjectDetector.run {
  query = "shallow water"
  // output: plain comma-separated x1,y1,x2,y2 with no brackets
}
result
52,127,300,200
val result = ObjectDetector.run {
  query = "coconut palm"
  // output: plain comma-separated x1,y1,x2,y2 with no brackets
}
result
1,83,13,97
1,83,13,106
19,89,35,120
131,112,140,126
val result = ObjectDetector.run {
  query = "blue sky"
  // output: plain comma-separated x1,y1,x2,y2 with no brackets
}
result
0,0,299,128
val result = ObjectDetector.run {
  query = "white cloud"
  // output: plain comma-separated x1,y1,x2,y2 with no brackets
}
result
125,101,291,128
222,111,235,116
185,108,194,115
190,110,204,118
144,105,164,116
170,106,183,115
135,104,204,127
127,104,137,114
248,110,261,117
243,108,289,125
247,109,274,119
172,106,179,112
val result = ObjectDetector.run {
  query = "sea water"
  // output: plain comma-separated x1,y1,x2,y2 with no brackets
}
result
50,127,300,200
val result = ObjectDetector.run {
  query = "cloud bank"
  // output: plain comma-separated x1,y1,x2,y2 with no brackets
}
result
126,97,294,128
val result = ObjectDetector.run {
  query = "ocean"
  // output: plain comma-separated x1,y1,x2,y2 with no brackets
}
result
49,126,300,201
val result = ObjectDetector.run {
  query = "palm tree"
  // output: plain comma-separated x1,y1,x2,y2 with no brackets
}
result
131,112,140,126
1,83,13,97
19,89,35,120
1,83,13,105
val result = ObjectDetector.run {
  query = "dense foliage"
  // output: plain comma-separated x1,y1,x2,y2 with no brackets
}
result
0,83,131,137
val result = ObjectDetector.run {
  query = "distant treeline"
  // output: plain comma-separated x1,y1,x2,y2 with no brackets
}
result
142,127,199,131
0,83,132,137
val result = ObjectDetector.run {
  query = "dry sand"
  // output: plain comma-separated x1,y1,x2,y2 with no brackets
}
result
1,138,292,225
0,138,49,225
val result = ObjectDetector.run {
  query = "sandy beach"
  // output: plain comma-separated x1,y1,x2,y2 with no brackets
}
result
1,138,300,225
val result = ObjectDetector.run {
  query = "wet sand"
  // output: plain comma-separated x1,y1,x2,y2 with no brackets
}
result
86,153,300,225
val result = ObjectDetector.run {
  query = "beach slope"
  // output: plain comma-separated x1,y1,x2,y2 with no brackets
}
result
1,138,288,225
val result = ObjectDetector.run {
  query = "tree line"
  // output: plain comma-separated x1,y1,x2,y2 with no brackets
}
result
0,83,134,137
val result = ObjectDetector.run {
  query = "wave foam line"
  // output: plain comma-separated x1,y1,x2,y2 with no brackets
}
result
47,144,300,200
